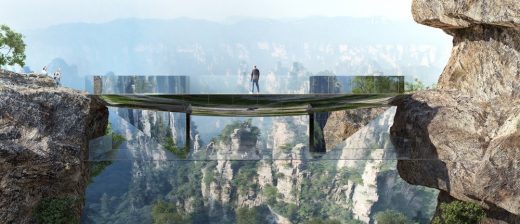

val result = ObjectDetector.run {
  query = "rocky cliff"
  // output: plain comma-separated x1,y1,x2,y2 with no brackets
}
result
391,1,520,223
0,70,108,223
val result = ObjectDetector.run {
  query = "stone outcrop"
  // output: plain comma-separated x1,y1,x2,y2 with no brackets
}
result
412,0,520,30
324,108,387,150
391,1,520,223
0,71,108,223
436,25,520,100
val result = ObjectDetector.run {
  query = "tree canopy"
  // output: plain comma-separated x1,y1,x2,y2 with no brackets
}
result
0,25,26,67
375,210,413,224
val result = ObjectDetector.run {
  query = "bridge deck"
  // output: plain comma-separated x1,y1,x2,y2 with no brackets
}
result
94,93,398,116
93,93,401,153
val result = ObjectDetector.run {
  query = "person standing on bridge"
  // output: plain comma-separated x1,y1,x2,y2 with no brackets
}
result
250,65,260,93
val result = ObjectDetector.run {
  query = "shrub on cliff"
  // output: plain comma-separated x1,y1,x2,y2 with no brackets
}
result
34,197,78,224
0,25,26,67
375,209,413,224
217,119,260,144
432,201,485,224
163,136,189,158
235,206,271,224
151,200,190,224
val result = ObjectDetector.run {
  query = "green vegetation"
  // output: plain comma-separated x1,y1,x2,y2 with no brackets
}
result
151,200,190,224
280,143,294,153
378,160,397,173
312,118,325,150
405,78,426,92
0,25,26,67
163,136,189,159
89,123,127,183
263,185,279,205
370,168,438,223
85,118,438,224
217,119,260,144
351,76,403,94
350,76,437,94
298,162,337,221
289,161,359,223
203,162,217,186
404,78,438,92
352,76,376,93
305,218,342,224
375,210,413,224
232,162,259,194
273,201,298,221
432,201,485,224
105,123,126,149
34,197,79,224
235,206,271,224
338,166,364,185
89,161,114,180
111,134,126,149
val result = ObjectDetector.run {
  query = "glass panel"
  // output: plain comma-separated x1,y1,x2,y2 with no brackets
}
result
83,75,439,224
83,159,437,224
87,75,405,94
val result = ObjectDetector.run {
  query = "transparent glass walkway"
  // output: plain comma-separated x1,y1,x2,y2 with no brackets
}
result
83,76,438,224
89,75,404,154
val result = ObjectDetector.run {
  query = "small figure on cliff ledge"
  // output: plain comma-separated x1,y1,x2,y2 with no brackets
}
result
40,66,48,76
53,68,61,86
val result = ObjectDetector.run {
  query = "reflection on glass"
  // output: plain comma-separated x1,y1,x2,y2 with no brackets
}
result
88,75,405,94
84,158,437,223
84,106,437,224
83,75,436,224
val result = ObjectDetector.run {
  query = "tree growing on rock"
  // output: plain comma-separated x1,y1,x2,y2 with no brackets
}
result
375,210,413,224
432,201,485,224
0,25,26,67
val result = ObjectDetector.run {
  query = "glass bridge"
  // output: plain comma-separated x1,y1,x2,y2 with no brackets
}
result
82,75,437,224
88,75,404,156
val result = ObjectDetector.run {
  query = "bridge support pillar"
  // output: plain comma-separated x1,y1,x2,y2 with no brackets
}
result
309,112,315,153
185,113,191,150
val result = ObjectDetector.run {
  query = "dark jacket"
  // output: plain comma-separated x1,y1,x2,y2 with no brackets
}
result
251,68,260,81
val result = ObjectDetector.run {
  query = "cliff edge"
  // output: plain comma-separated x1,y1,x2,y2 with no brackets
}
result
390,1,520,223
0,70,108,223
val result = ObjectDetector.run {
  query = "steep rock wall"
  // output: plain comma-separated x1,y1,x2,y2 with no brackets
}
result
391,1,520,223
0,71,108,223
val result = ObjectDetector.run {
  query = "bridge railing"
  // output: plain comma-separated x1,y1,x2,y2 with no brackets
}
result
86,75,405,95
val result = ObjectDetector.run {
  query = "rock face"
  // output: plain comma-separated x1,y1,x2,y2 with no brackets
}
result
328,107,436,223
324,108,387,150
391,1,520,223
437,25,520,100
412,0,520,30
0,71,108,223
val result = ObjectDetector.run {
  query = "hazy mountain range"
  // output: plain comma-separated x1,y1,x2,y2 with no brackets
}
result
20,16,452,89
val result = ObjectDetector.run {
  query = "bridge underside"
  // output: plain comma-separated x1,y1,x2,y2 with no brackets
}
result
95,93,397,116
94,93,399,153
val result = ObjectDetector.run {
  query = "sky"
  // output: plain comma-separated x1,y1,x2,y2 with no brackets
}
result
0,0,413,30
